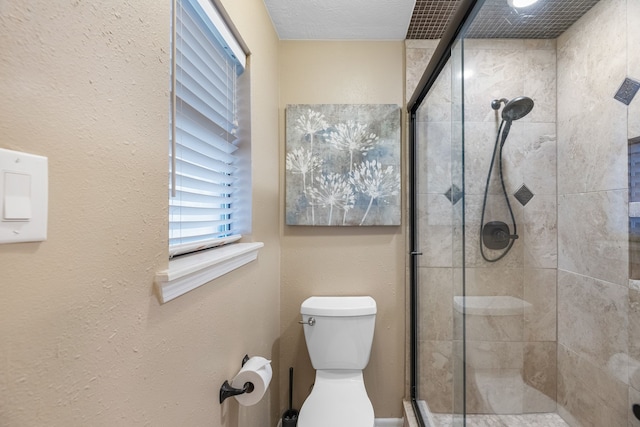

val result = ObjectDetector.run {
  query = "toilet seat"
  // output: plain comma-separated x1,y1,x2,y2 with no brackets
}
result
297,370,374,427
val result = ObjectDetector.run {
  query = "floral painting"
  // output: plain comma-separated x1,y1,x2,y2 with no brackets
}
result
285,104,401,226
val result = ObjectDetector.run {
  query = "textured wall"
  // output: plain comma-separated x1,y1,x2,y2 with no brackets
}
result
278,41,407,418
0,0,281,426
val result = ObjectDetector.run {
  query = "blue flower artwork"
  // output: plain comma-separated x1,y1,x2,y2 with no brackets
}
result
285,104,401,226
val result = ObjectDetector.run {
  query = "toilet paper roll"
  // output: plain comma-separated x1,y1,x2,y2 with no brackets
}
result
231,356,272,406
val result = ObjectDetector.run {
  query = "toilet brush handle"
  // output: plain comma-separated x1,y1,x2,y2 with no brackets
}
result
288,367,294,410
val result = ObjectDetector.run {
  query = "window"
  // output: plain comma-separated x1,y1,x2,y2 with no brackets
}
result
171,0,246,256
156,0,262,304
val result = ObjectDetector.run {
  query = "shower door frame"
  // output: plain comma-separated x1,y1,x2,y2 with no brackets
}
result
408,0,482,425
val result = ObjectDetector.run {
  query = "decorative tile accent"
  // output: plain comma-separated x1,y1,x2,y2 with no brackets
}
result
514,184,534,206
406,0,461,40
444,184,462,205
406,0,600,40
614,77,640,105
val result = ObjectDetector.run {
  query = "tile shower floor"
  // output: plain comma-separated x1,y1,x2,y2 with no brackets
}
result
430,412,569,427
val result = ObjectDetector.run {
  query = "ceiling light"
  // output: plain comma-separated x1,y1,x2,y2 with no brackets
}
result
508,0,539,8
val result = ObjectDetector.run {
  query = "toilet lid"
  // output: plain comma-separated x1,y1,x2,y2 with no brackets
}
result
297,371,374,427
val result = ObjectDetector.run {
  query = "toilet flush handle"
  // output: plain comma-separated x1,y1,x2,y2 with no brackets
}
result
298,317,315,326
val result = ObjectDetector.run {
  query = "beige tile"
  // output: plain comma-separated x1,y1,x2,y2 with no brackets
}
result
557,344,628,427
418,268,453,341
630,289,640,390
466,341,523,371
523,196,557,269
519,123,557,197
418,194,453,268
463,267,524,298
523,48,556,124
523,39,557,51
523,268,557,342
556,104,627,194
405,39,440,50
500,123,557,197
463,122,507,197
418,340,454,414
463,312,523,342
558,270,629,379
558,191,629,286
416,121,452,195
464,38,525,51
452,203,464,269
462,47,525,123
523,342,557,413
467,369,523,414
406,44,436,101
557,0,627,195
421,61,453,124
629,0,640,140
452,340,465,417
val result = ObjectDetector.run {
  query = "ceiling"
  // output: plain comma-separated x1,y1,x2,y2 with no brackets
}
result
263,0,601,40
262,0,416,40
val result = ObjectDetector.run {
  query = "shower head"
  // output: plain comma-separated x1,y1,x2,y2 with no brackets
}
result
501,96,534,121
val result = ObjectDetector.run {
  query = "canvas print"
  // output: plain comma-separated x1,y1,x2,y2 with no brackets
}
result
285,104,401,226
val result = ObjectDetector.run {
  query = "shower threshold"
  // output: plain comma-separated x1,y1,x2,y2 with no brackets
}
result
418,400,569,427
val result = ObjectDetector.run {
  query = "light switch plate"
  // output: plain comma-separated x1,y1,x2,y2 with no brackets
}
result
0,148,48,243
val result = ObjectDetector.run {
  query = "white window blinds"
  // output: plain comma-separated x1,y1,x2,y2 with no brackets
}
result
170,0,247,258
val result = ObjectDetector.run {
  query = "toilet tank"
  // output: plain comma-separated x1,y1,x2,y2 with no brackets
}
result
300,296,376,370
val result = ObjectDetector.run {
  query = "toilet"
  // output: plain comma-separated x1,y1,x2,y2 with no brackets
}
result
297,296,377,427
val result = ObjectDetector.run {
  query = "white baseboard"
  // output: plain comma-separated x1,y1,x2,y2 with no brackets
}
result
278,418,404,427
375,418,404,427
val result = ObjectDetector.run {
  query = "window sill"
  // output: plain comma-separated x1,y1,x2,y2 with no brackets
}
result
155,242,264,304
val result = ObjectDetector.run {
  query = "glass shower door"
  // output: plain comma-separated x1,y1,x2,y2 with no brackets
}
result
412,36,466,427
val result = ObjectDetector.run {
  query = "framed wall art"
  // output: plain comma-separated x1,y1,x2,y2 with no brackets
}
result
285,104,401,226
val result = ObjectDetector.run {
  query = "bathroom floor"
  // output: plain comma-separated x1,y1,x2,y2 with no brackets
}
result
430,412,569,427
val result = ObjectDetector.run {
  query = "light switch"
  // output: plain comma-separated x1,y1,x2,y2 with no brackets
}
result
0,148,48,244
4,172,32,220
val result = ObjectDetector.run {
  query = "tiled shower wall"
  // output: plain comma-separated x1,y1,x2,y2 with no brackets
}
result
408,38,558,415
407,0,640,425
461,38,558,415
556,0,640,425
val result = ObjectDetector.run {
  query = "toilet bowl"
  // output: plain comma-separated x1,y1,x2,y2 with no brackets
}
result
297,296,376,427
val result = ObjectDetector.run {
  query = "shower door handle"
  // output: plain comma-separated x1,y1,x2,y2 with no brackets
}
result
410,251,423,256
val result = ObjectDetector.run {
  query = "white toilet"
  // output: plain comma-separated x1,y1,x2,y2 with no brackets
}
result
297,296,377,427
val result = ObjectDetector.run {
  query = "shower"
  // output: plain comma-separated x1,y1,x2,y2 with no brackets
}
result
407,0,634,425
480,96,534,262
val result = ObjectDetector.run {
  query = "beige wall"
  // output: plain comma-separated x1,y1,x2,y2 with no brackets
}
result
278,41,407,418
0,0,281,426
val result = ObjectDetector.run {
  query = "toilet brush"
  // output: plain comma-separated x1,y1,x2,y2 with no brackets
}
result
282,367,298,426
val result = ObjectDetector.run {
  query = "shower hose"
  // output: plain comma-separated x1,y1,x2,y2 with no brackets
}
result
479,119,518,263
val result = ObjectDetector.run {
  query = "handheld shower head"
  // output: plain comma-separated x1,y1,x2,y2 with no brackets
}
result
501,96,534,121
481,96,534,262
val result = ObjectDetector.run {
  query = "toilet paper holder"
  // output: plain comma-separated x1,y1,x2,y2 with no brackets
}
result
219,355,254,404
